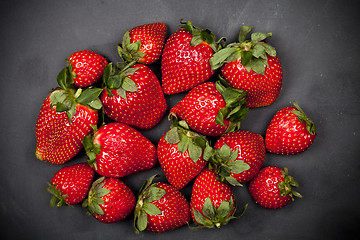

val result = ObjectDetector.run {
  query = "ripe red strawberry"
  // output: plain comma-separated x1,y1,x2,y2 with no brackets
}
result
170,80,248,136
35,84,102,164
118,22,167,64
190,168,247,228
265,101,316,155
82,177,136,223
134,175,190,233
211,130,265,185
161,20,219,94
67,50,108,87
210,26,283,108
157,117,209,189
100,62,166,130
249,166,302,209
83,122,157,178
46,163,95,207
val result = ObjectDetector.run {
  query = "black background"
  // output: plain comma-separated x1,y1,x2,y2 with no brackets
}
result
1,0,360,239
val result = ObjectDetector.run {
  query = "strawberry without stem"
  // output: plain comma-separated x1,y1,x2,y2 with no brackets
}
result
46,163,95,207
157,116,209,189
265,101,316,155
210,26,283,108
134,175,190,233
190,168,247,228
100,62,166,130
170,80,248,137
83,122,157,178
249,166,302,209
161,20,219,94
118,22,167,64
83,177,136,223
67,50,108,87
35,70,103,164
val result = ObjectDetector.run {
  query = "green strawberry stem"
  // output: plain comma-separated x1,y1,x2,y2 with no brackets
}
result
290,101,316,135
179,19,219,52
102,62,138,100
134,175,165,234
166,113,210,162
192,197,248,229
82,177,111,216
215,78,249,134
118,31,147,63
209,25,277,74
46,183,69,208
277,168,303,200
205,143,250,187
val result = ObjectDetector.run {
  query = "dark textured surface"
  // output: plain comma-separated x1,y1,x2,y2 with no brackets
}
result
1,0,360,239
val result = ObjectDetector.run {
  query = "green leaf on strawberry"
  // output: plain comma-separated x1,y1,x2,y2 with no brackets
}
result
103,62,138,100
82,177,111,216
210,25,277,74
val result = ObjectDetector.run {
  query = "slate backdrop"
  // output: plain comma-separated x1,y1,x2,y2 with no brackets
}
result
1,0,359,239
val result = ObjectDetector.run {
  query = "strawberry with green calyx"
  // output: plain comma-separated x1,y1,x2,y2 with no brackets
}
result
82,177,136,223
190,168,247,228
64,50,108,87
157,114,209,189
100,61,167,130
210,26,283,108
82,122,157,178
46,163,95,207
265,101,316,155
134,175,190,233
35,72,102,164
249,166,302,209
161,19,221,95
170,79,248,137
211,130,266,186
118,22,167,64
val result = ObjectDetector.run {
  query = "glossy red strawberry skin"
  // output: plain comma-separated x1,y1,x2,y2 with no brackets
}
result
35,90,98,164
221,55,282,108
50,163,94,205
93,122,157,178
146,182,190,233
100,63,166,130
249,166,290,209
170,82,228,136
68,50,108,87
129,22,166,64
214,130,265,183
92,178,136,223
161,29,216,95
265,106,316,154
190,168,235,224
157,130,207,189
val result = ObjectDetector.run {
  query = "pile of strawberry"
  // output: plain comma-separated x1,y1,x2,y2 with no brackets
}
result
35,20,316,233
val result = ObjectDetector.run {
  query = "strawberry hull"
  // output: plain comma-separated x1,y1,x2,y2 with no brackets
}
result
35,91,98,164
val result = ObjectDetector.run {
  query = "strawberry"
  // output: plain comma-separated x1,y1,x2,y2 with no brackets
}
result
66,50,108,87
210,130,265,185
83,122,157,178
157,116,210,189
100,62,167,130
190,168,247,228
134,175,190,233
82,177,136,223
248,166,302,209
210,26,283,108
46,163,95,207
35,72,103,164
265,101,316,155
161,20,219,94
170,80,248,136
118,22,167,64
